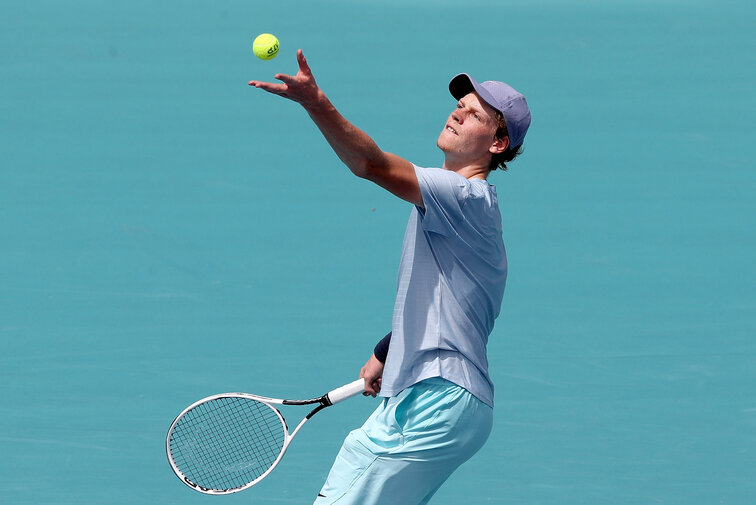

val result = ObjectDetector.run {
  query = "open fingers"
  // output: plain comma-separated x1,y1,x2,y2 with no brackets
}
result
296,49,311,75
273,73,297,85
247,80,290,97
248,50,316,104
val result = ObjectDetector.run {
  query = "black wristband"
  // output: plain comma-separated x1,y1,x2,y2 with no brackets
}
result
373,331,392,363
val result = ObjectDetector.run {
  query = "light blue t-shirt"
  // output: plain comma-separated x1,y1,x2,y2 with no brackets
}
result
379,165,507,407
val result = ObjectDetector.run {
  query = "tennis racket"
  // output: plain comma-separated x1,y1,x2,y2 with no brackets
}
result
165,378,365,495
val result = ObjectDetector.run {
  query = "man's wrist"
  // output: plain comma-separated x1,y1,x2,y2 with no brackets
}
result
303,90,332,115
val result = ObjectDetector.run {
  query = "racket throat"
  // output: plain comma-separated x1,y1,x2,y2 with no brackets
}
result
282,396,332,418
305,403,328,419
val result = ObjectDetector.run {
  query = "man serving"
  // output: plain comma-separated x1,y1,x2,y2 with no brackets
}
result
249,49,531,505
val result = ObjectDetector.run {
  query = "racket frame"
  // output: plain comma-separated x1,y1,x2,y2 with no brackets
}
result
166,378,364,495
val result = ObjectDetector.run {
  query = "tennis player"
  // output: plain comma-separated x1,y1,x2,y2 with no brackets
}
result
249,49,530,505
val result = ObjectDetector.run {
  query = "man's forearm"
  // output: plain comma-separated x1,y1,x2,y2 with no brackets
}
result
304,92,387,179
249,50,421,206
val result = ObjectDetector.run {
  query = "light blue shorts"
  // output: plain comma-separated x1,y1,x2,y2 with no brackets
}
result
313,377,493,505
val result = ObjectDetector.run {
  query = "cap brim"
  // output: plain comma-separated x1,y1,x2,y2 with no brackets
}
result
449,73,499,114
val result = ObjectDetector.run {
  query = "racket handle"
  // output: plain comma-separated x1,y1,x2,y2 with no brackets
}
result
327,378,366,405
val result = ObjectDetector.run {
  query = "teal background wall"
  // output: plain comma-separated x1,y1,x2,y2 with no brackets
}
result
1,1,754,503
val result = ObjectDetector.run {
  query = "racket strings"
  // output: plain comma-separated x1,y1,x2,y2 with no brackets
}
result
169,397,286,490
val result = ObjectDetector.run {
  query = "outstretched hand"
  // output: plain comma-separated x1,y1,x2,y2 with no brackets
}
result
248,49,321,107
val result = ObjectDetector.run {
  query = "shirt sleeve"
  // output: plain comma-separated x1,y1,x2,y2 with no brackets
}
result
414,164,470,237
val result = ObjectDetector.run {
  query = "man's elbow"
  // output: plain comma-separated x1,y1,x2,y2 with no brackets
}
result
361,158,387,180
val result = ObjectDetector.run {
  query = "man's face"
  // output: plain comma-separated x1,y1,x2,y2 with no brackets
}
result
437,92,504,161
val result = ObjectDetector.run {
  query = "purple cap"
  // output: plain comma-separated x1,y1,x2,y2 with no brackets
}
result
449,73,531,149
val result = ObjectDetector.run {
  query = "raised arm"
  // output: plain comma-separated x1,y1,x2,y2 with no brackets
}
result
249,50,422,206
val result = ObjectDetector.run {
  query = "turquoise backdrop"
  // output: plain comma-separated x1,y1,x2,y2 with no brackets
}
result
1,1,754,503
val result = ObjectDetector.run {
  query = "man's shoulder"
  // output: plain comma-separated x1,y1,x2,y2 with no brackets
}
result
414,164,474,192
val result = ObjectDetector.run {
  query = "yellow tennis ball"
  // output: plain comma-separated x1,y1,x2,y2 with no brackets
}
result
253,33,280,60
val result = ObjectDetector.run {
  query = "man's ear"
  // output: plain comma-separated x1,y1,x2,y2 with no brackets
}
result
490,135,510,155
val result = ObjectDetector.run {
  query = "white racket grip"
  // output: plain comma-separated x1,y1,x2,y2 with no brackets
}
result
327,378,366,405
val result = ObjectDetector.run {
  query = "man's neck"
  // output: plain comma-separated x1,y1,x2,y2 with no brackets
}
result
442,158,491,180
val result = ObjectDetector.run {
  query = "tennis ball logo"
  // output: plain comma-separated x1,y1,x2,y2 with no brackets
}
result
253,33,279,61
